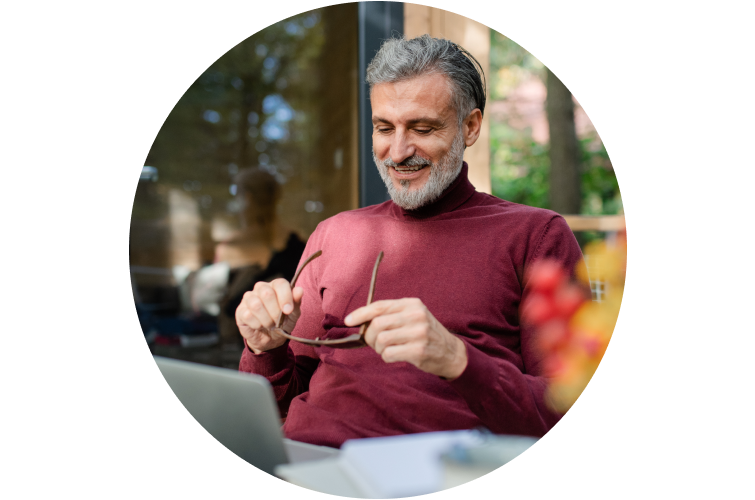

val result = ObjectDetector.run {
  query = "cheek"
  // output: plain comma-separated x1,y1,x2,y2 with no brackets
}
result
414,139,447,162
372,134,389,153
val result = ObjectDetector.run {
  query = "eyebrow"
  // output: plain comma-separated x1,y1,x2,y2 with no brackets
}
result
372,116,447,128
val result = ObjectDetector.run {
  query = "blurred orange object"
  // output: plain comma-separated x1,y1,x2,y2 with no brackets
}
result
523,231,627,412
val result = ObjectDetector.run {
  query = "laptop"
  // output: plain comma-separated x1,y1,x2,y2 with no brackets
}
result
154,356,338,475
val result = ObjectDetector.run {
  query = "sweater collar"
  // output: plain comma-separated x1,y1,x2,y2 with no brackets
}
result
388,162,477,220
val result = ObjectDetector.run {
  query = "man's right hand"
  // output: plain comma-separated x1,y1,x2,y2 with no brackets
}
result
235,278,304,354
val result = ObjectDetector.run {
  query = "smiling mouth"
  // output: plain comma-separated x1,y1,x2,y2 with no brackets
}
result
393,165,427,173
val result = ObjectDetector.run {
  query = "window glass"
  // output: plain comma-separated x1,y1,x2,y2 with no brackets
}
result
130,4,358,368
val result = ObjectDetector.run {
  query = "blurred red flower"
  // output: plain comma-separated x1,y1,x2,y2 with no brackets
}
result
522,231,626,412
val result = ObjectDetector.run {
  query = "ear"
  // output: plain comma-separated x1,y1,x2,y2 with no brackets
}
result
462,108,483,147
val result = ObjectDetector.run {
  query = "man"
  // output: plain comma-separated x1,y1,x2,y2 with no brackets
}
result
236,35,583,448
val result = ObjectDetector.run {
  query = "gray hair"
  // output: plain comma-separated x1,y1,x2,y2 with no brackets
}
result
366,35,486,127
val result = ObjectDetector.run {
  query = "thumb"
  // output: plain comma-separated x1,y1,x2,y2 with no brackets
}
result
292,286,304,307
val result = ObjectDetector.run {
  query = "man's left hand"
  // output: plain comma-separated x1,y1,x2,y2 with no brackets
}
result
344,298,467,380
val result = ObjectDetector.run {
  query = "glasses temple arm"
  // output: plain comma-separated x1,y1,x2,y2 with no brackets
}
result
358,251,384,337
275,250,323,329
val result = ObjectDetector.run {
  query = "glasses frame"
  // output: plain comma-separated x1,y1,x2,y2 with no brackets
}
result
271,250,384,349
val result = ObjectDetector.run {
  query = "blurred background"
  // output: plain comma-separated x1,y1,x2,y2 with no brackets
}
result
131,2,623,368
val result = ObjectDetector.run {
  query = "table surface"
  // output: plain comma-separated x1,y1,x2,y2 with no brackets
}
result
275,433,536,497
276,455,498,497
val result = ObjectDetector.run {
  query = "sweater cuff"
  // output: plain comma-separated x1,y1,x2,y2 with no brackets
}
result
448,339,500,400
240,339,291,377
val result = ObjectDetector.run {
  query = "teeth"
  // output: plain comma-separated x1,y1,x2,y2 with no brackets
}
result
394,166,424,172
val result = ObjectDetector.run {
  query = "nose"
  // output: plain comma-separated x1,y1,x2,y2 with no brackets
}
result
389,129,415,164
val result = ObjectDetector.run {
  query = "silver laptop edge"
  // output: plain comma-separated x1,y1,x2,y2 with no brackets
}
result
155,356,291,475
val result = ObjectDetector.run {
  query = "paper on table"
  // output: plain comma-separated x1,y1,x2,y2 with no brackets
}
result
338,430,484,498
275,457,367,498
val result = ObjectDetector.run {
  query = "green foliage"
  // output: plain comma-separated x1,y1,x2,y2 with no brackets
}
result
579,135,623,215
491,125,623,215
489,32,543,101
490,122,550,208
488,32,622,216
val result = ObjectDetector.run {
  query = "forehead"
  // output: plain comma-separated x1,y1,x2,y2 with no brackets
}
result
370,73,454,120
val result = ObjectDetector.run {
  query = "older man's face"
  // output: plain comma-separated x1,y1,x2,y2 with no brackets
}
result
371,73,464,208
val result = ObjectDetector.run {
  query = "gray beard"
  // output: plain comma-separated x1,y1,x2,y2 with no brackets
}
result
373,132,466,211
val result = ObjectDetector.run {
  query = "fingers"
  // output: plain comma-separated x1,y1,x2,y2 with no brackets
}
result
236,293,270,332
362,307,432,355
346,297,464,378
270,279,295,315
376,324,467,379
292,286,304,305
370,323,424,354
345,298,422,327
236,279,295,332
344,300,388,326
381,342,425,364
235,279,302,354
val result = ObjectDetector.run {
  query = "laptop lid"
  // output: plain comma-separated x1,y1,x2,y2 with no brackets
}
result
154,356,289,475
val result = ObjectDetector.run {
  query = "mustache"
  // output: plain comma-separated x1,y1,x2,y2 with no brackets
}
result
380,155,432,168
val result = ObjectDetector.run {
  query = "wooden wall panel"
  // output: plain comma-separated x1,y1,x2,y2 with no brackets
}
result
404,4,491,194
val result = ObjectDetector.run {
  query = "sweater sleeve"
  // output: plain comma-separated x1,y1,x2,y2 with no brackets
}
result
448,215,585,436
238,231,327,418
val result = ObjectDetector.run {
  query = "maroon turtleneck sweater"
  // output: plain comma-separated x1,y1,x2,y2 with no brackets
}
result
239,164,583,448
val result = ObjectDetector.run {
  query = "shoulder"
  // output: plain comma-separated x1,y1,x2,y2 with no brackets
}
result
470,191,566,229
467,192,579,264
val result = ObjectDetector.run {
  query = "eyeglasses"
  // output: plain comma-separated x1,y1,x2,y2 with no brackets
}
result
271,250,384,349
